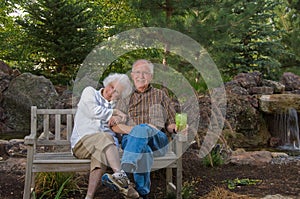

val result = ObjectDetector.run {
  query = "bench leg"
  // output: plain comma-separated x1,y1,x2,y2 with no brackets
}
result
176,157,183,199
166,168,174,194
23,147,34,199
23,175,31,199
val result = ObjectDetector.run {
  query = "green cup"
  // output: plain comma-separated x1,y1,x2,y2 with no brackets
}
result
175,113,187,131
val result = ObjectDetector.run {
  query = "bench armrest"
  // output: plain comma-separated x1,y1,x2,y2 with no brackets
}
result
174,134,187,142
24,134,36,145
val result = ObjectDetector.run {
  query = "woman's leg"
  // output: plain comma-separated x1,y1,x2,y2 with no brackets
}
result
105,144,121,172
86,168,105,199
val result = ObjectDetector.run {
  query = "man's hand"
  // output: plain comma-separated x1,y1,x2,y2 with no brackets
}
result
112,109,127,123
167,123,188,135
177,125,188,135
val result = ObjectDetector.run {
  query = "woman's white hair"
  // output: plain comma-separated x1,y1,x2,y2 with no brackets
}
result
103,73,133,98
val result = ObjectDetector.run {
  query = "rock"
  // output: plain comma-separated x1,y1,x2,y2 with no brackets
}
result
0,61,13,75
280,72,300,91
0,140,10,159
259,94,300,113
0,72,12,93
262,79,285,94
271,152,289,158
249,86,273,95
233,71,263,89
6,139,26,157
228,150,273,165
261,194,293,199
225,81,249,95
2,73,58,134
54,89,79,109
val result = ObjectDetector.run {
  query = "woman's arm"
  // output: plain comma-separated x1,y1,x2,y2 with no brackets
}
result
111,123,133,134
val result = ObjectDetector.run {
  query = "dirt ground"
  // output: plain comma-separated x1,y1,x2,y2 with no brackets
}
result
1,149,300,199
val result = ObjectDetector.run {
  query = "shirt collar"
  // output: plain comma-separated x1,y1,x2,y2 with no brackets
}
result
134,85,152,94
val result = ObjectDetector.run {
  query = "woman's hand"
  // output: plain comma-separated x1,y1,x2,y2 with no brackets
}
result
108,116,122,127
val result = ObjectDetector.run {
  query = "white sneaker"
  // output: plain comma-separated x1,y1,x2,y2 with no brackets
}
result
102,170,139,198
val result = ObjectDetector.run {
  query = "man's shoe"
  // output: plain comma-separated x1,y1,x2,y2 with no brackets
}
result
102,170,139,198
125,183,140,199
139,194,149,199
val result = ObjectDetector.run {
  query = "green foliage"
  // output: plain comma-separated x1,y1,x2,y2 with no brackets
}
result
181,178,201,199
1,0,300,89
0,2,29,63
275,0,300,68
166,177,199,199
208,0,284,80
34,172,79,198
223,178,262,190
14,0,100,83
202,144,224,167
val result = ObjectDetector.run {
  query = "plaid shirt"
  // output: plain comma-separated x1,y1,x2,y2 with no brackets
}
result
116,85,176,130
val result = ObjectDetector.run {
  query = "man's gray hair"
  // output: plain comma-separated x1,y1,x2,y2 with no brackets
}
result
103,73,133,98
132,59,154,74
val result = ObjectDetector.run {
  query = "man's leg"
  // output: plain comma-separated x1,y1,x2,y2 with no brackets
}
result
121,124,156,168
131,152,153,196
149,130,169,157
121,124,168,196
133,172,151,197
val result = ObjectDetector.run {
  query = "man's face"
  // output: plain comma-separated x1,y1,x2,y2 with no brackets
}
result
131,62,153,92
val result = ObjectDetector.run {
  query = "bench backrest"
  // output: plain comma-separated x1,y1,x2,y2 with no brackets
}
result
31,106,76,148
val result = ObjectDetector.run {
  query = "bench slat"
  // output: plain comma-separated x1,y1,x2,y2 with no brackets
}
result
36,140,70,146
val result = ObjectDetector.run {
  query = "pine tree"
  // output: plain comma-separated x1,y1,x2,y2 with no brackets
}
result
225,0,283,80
17,0,99,83
191,0,284,80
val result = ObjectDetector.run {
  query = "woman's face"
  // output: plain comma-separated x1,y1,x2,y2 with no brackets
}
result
103,81,124,101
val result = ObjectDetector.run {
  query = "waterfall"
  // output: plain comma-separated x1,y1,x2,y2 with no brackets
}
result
287,108,300,149
273,108,300,150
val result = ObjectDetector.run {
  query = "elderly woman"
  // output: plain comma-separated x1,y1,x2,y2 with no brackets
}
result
70,73,139,199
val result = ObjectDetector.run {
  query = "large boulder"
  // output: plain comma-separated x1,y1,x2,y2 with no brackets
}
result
2,73,58,134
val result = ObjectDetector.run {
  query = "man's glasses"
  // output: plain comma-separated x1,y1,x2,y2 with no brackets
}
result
131,71,152,76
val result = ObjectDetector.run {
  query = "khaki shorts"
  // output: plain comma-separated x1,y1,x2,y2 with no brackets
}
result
72,132,115,171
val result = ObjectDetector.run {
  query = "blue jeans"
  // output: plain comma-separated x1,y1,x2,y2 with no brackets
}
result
121,124,169,195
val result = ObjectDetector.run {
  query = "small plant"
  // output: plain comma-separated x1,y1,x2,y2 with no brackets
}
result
181,177,201,199
223,178,262,190
202,144,224,167
34,172,80,198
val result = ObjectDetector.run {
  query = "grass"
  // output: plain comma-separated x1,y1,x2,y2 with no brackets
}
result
34,172,80,198
200,187,258,199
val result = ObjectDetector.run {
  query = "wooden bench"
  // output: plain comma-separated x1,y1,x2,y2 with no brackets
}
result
23,106,187,199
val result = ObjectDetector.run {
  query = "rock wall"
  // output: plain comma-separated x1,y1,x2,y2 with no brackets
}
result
198,71,300,149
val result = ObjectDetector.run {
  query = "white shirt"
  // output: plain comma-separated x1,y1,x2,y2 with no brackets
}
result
70,86,118,148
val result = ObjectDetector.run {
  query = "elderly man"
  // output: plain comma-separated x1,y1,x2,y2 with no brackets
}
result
103,59,179,199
